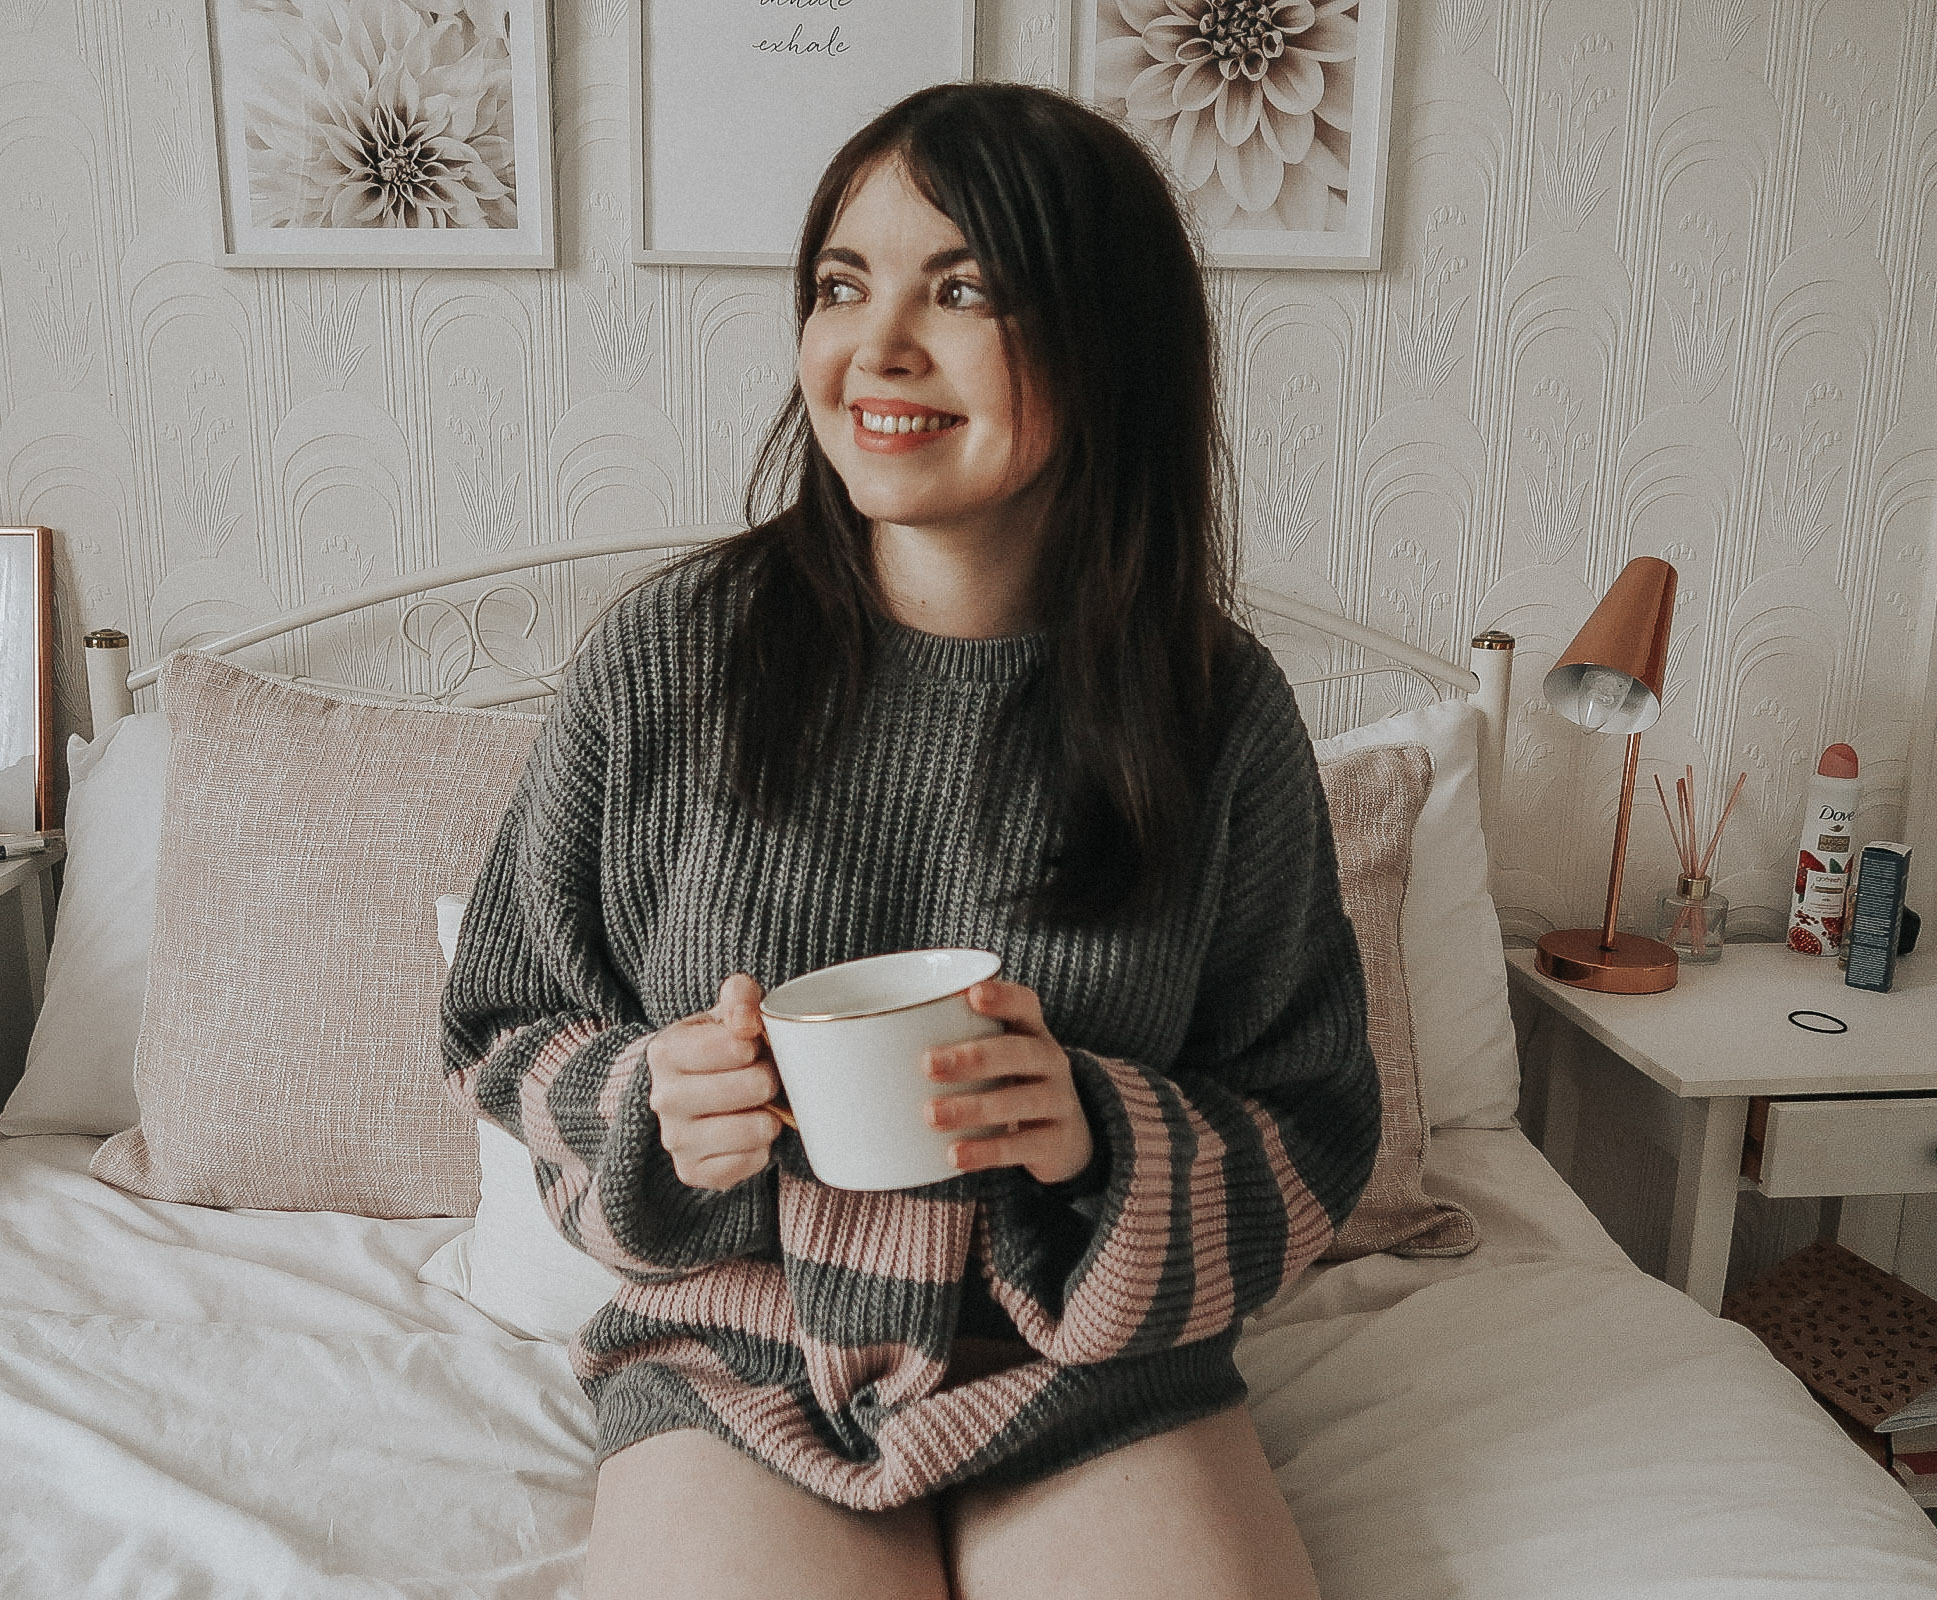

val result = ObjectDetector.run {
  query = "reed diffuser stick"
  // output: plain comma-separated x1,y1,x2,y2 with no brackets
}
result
1698,771,1748,879
1656,776,1690,871
1682,768,1697,866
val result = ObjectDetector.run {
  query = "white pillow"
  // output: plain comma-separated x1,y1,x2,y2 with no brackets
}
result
435,891,467,972
1,713,170,1135
1315,700,1519,1129
417,1121,622,1342
419,894,622,1341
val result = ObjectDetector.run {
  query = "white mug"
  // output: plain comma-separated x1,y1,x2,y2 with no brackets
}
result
760,948,1004,1191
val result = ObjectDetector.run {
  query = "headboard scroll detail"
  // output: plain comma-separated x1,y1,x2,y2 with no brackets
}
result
82,526,1514,854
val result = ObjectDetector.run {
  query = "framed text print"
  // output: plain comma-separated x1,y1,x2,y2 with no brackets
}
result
632,0,977,266
203,0,557,269
1080,0,1397,270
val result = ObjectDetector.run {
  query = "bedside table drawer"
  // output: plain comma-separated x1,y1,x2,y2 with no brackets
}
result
1758,1097,1937,1198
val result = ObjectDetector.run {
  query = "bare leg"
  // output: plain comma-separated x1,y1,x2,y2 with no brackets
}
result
585,1429,951,1600
943,1408,1319,1600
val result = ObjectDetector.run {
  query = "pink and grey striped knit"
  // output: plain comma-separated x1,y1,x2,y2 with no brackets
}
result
440,558,1379,1511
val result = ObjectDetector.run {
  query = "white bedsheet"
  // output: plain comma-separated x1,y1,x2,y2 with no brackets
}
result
0,1137,596,1598
4,1130,1934,1598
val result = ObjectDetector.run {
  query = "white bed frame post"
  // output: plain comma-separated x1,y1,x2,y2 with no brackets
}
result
1468,631,1515,887
84,630,136,734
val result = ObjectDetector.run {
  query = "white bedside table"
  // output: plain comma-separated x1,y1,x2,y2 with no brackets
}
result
2,842,64,1102
1,841,63,1019
1506,941,1937,1313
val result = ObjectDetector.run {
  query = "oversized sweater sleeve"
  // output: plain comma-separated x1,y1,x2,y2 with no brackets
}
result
439,617,777,1282
977,653,1380,1365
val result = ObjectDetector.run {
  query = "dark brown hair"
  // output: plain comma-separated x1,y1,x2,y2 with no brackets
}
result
688,82,1239,922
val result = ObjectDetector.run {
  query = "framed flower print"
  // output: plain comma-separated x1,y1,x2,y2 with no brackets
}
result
202,0,556,269
631,0,977,266
1081,0,1398,270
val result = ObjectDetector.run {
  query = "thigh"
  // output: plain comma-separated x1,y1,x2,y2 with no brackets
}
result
585,1429,951,1600
943,1408,1320,1600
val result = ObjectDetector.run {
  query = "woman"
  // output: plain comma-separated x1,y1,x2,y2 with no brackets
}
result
443,82,1378,1600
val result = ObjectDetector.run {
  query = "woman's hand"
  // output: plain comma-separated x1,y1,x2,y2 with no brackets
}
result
647,973,784,1191
926,979,1095,1187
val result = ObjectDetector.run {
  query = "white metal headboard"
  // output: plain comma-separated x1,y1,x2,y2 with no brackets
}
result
85,525,1514,849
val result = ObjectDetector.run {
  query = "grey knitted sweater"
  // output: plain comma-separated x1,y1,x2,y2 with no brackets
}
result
441,557,1379,1510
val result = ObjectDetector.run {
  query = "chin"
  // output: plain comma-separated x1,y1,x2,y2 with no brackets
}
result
835,475,950,530
848,499,949,531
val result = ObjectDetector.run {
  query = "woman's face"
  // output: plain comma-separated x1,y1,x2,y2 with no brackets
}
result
797,159,1057,547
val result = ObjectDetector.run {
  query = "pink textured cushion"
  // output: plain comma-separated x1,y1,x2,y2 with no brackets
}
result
1317,743,1478,1260
89,653,541,1217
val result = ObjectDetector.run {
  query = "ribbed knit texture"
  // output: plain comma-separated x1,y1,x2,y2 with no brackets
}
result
440,557,1379,1510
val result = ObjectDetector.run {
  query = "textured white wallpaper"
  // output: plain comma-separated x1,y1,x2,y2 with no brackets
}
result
1,0,1933,944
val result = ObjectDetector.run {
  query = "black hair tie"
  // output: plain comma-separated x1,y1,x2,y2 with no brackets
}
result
1787,1010,1848,1035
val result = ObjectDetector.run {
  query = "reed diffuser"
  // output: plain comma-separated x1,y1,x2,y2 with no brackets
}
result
1654,766,1746,963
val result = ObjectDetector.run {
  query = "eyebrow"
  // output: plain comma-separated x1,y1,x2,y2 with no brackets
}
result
812,245,978,274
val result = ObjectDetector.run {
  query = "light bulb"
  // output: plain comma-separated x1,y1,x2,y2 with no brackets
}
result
1576,666,1631,732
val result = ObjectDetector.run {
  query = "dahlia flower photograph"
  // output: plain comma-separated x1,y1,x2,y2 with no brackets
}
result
237,0,517,229
1091,0,1390,263
209,0,554,265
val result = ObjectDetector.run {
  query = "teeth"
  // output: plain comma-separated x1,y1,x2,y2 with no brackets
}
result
857,409,959,435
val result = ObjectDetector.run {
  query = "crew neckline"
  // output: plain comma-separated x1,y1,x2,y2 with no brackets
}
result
871,613,1047,683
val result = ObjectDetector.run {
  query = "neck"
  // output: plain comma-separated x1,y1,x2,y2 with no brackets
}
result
871,516,1047,639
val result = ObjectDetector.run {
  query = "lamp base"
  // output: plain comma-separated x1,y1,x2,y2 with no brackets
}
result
1535,928,1679,993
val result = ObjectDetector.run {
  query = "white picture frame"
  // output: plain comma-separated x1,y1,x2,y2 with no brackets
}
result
1077,0,1397,271
203,0,557,270
631,0,977,268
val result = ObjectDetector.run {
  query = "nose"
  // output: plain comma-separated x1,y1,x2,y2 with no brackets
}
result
853,296,931,379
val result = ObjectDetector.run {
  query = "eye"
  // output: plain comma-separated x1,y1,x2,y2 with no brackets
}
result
814,274,863,308
939,276,991,312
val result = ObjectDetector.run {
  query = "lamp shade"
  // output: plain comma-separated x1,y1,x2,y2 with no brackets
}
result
1542,557,1677,735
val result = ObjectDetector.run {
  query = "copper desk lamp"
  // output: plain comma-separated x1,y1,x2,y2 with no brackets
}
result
1536,556,1680,994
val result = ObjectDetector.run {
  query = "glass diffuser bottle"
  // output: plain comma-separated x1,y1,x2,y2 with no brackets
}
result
1657,874,1728,963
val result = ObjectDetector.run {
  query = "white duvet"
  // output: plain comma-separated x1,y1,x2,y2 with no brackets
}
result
4,1130,1934,1599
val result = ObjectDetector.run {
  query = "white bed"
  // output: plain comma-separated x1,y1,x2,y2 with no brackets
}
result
7,1129,1929,1596
5,532,1935,1598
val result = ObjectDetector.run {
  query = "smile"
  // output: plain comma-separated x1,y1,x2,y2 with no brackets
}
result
853,406,965,436
847,401,966,456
